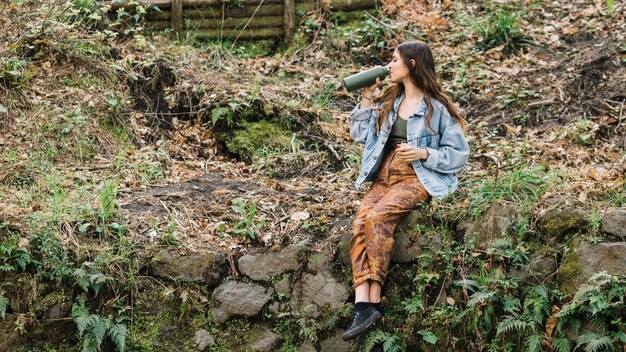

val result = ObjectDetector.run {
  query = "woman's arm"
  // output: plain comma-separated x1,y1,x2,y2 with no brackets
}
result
349,101,377,144
349,78,380,144
422,121,469,174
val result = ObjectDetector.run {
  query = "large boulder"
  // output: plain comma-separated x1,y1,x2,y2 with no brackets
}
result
537,207,588,242
151,247,225,286
601,208,626,238
464,203,523,249
291,270,350,319
392,210,432,263
238,242,308,281
337,232,352,267
558,241,626,294
211,280,272,323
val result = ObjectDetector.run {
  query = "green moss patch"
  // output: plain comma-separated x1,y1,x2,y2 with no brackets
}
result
224,120,293,162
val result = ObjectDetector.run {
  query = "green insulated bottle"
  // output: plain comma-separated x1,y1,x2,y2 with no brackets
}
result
342,66,390,92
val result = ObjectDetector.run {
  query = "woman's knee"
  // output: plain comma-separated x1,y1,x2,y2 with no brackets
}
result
364,208,387,226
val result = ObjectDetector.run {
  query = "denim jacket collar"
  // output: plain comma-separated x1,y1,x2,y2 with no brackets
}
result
390,93,428,125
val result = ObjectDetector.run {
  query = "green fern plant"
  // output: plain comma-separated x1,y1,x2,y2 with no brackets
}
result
362,329,406,352
72,297,128,352
495,286,552,351
575,332,618,352
554,272,626,352
552,337,572,352
73,266,112,296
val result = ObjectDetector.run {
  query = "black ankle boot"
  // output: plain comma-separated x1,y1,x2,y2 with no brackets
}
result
341,305,381,341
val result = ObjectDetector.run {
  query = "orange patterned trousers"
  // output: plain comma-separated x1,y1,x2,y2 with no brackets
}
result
350,148,431,288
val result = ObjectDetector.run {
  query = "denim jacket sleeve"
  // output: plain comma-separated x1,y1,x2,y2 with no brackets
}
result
422,114,469,174
349,103,379,144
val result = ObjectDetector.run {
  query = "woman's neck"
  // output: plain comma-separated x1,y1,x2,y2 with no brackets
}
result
402,81,423,101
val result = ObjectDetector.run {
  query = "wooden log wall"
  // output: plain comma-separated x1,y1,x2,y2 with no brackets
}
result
105,0,377,42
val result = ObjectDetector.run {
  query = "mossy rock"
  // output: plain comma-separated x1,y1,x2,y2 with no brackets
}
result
224,120,293,161
558,241,626,295
537,207,588,242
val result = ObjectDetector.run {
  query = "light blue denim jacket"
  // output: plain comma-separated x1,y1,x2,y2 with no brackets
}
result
350,94,469,200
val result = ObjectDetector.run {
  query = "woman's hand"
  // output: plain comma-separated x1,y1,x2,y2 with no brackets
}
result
396,143,429,162
362,77,381,100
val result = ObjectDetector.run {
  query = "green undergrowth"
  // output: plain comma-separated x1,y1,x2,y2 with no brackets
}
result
340,219,626,352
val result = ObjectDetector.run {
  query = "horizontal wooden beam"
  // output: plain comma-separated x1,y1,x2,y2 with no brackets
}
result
145,0,374,21
148,15,283,29
108,0,375,10
107,0,284,10
145,24,283,39
146,5,284,21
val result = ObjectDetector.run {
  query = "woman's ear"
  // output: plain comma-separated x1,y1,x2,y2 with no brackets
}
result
410,59,416,68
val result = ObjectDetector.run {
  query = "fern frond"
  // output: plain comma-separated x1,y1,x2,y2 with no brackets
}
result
496,316,530,336
71,298,94,335
502,295,522,315
82,334,101,352
108,323,128,351
467,291,496,307
578,334,617,352
587,317,608,334
551,337,572,352
0,293,9,319
363,329,387,352
587,336,617,352
382,335,396,351
525,333,542,352
383,335,406,352
87,316,109,349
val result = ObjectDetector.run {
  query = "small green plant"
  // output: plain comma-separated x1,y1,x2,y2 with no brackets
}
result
230,199,264,240
72,296,128,352
105,94,127,120
64,0,105,27
78,180,125,237
73,265,112,296
416,330,438,345
606,185,626,207
0,57,30,90
110,2,148,36
475,7,532,54
589,207,601,235
0,225,38,274
498,88,540,109
572,119,599,146
606,0,616,16
453,262,519,334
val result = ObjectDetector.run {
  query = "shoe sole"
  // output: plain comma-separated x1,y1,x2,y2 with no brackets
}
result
341,311,382,341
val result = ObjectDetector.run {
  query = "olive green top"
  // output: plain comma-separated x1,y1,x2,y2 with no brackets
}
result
387,117,408,146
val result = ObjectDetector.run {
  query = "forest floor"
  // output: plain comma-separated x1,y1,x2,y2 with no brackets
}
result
3,0,623,257
0,0,625,349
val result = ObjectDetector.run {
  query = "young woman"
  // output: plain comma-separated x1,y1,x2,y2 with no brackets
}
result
342,40,470,341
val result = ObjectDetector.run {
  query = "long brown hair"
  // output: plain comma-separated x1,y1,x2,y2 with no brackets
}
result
372,41,467,133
